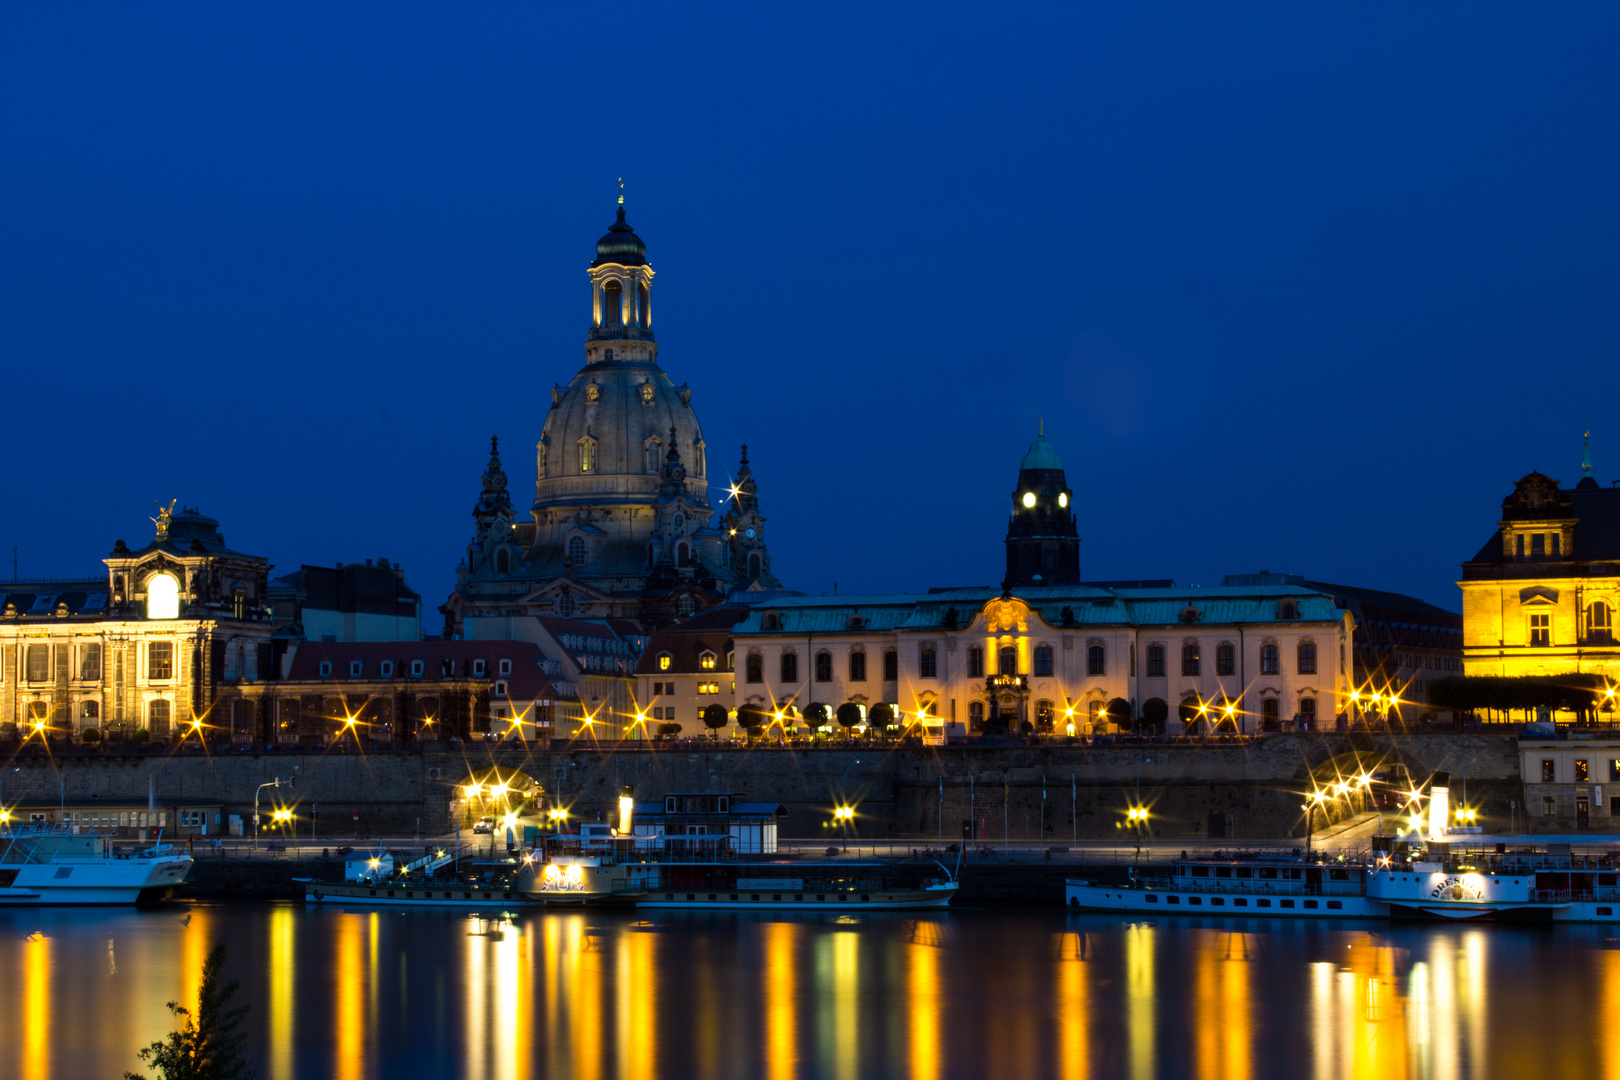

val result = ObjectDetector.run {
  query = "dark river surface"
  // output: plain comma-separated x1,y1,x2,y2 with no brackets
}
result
0,903,1613,1079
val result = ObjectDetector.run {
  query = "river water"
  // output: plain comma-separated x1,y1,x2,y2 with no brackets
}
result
0,903,1609,1079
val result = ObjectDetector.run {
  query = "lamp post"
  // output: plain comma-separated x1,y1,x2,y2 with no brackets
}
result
838,758,862,854
253,769,296,851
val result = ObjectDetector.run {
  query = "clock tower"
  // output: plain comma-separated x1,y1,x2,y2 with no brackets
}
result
1004,421,1080,588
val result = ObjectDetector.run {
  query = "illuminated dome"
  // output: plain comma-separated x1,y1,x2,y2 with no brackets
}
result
593,204,647,268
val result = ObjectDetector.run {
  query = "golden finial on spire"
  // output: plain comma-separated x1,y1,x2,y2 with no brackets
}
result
618,177,624,206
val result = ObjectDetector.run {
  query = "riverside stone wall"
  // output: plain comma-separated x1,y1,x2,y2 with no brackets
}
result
0,732,1524,839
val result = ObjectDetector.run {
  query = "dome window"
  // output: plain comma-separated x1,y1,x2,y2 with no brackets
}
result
567,536,587,565
579,437,597,473
640,383,654,404
603,280,623,328
586,384,601,403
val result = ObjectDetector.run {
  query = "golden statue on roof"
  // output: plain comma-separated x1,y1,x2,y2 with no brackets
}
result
151,499,176,540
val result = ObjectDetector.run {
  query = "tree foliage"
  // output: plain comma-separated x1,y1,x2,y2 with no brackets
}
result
802,702,830,727
736,704,767,733
1427,674,1608,717
867,703,894,732
701,704,730,731
1105,698,1131,725
836,703,863,730
126,943,252,1080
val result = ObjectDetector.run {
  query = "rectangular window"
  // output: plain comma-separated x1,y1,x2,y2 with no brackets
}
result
1297,641,1317,675
1033,646,1053,677
1529,613,1551,647
883,650,897,681
1543,796,1558,816
380,660,394,677
1610,760,1620,782
26,644,50,682
1532,533,1546,558
816,653,834,682
499,658,512,675
411,659,424,677
1181,644,1200,677
848,651,866,682
1217,643,1236,676
1577,760,1590,782
1543,759,1555,782
967,647,983,678
79,643,102,681
919,648,937,679
147,641,173,681
1087,645,1104,676
1146,645,1164,678
473,659,486,677
349,660,363,678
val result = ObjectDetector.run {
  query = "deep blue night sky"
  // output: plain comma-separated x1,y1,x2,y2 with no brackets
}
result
4,3,1619,629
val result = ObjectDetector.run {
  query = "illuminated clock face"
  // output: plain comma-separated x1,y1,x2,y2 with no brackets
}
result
1021,492,1036,508
1059,492,1069,508
744,527,756,539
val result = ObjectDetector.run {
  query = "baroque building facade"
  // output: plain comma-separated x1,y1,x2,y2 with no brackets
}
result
0,506,275,740
657,435,1354,739
1460,438,1620,687
442,194,781,637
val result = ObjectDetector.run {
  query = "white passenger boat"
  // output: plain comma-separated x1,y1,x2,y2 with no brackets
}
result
1065,850,1385,918
1367,835,1620,922
0,826,192,905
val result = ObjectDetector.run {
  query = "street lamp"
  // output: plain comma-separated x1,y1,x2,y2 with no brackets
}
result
833,804,854,852
253,769,296,851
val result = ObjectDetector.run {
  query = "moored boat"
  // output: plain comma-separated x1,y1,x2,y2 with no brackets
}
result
0,825,191,905
1065,849,1385,918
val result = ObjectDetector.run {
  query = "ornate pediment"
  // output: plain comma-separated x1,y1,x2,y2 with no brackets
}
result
983,597,1031,634
1519,585,1560,606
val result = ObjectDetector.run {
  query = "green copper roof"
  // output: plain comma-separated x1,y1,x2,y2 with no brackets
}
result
1019,434,1063,471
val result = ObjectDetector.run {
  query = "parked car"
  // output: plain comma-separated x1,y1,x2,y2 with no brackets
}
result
472,817,495,834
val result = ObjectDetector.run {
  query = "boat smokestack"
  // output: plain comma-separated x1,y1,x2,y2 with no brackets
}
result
1428,772,1450,837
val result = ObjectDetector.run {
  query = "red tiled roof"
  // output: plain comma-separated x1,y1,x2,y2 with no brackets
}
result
284,641,556,700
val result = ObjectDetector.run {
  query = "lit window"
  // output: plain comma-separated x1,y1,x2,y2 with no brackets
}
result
25,644,50,682
658,653,672,671
640,383,654,403
1576,760,1590,782
699,652,716,670
1530,612,1551,648
79,643,102,681
147,698,171,735
586,384,601,402
147,574,180,619
148,641,174,680
698,681,720,695
579,438,597,473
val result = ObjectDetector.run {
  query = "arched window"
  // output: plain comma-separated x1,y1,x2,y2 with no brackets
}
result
1260,643,1279,675
919,647,938,678
1297,641,1317,674
1035,700,1055,731
1033,645,1053,677
603,280,622,327
679,595,697,618
1590,602,1614,644
1279,600,1299,620
80,700,99,724
1262,698,1280,729
999,646,1018,675
147,698,171,736
147,573,180,619
579,437,597,473
1181,643,1200,676
698,650,716,670
638,283,650,327
1299,697,1318,728
815,652,833,682
567,536,586,565
848,651,866,681
969,701,985,729
967,646,984,678
1146,644,1165,677
495,548,510,574
693,441,705,478
762,612,781,631
644,438,662,473
780,653,798,683
748,552,762,579
1216,642,1235,676
677,542,691,568
1087,644,1105,676
745,653,763,683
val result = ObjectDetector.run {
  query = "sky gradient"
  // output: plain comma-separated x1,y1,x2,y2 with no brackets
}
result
4,2,1618,629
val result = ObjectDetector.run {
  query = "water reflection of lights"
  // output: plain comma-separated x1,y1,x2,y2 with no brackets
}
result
24,930,48,1080
766,923,797,1080
269,906,295,1080
1127,923,1155,1080
1058,937,1087,1080
910,933,940,1080
1192,930,1250,1080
